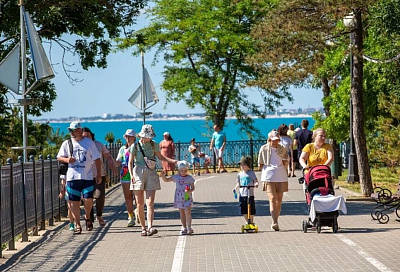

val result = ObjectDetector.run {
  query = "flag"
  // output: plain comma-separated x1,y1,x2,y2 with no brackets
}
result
128,68,159,110
0,43,21,94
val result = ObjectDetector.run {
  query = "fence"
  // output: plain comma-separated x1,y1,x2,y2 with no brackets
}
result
1,138,266,257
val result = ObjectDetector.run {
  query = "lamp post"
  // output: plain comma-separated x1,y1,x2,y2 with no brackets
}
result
343,14,359,183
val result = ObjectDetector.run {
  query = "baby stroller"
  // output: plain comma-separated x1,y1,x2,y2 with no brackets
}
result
299,165,346,233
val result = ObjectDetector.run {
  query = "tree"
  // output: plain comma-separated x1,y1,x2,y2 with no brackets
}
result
105,132,115,144
248,0,379,195
117,0,284,138
0,0,147,159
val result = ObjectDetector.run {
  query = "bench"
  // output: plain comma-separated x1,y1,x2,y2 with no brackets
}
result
370,182,400,224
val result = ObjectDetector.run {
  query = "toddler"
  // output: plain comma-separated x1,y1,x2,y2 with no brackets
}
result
233,156,259,224
160,160,195,235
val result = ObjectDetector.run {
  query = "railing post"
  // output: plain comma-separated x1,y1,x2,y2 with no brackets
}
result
48,155,54,226
20,156,29,242
40,155,46,230
7,158,16,250
0,163,2,258
250,138,254,170
176,141,181,160
30,155,39,236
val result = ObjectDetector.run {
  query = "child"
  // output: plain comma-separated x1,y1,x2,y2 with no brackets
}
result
160,160,196,235
233,156,259,224
58,175,75,231
199,152,211,174
188,138,201,176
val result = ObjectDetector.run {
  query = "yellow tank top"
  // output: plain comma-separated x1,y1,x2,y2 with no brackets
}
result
303,143,332,168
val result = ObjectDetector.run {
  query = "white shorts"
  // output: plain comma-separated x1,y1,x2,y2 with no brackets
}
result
213,147,224,158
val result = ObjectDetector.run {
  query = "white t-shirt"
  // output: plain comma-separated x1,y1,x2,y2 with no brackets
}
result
260,147,288,182
57,137,101,181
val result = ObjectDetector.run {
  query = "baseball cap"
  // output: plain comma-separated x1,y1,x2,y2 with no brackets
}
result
67,121,82,132
177,160,190,170
268,130,280,141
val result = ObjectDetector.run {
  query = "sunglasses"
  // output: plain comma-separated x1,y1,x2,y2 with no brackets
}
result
68,128,80,133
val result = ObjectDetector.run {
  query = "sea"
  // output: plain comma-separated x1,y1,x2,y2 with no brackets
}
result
48,116,315,144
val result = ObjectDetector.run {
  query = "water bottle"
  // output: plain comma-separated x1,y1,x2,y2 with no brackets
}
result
233,189,238,199
185,184,189,201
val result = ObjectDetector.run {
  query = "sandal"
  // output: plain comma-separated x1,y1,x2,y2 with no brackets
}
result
147,227,158,236
85,219,93,231
98,217,106,226
141,229,147,236
74,227,82,235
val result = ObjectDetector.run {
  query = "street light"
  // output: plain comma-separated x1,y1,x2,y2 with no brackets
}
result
343,13,359,182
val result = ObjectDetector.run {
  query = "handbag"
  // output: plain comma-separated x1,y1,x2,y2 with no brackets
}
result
138,142,157,170
58,138,73,175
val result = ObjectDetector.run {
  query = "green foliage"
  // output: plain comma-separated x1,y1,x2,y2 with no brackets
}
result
105,132,115,144
368,93,400,169
117,0,285,138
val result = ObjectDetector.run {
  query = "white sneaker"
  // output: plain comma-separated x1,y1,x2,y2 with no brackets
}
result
271,223,279,231
187,227,194,235
127,218,135,227
180,228,187,235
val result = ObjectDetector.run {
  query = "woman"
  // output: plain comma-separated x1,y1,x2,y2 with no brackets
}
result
299,128,334,170
115,129,137,227
128,124,178,236
82,127,117,226
258,130,289,231
159,132,176,176
277,124,293,177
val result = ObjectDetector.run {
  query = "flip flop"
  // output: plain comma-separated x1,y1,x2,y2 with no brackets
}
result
74,227,82,235
98,218,106,226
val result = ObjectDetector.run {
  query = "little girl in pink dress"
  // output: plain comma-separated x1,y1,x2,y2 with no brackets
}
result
160,160,195,235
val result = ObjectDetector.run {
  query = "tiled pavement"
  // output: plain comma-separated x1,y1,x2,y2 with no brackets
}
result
1,170,399,271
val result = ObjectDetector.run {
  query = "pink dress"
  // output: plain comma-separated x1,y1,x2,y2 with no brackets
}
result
172,174,195,209
159,140,175,171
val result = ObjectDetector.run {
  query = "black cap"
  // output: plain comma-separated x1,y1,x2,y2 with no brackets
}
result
190,138,195,142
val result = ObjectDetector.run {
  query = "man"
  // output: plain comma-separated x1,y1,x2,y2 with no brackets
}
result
294,119,313,161
209,124,227,173
82,127,118,226
57,121,102,234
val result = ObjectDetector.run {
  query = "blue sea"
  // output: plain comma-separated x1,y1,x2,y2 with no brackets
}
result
48,117,314,144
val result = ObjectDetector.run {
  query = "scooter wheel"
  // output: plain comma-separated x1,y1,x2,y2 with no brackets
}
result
254,224,258,233
241,225,244,233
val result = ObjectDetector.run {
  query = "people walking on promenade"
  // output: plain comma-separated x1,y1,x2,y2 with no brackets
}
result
128,124,178,236
57,121,101,234
115,129,138,227
258,130,289,231
233,156,259,225
210,124,227,173
159,132,176,176
160,160,195,235
58,174,75,231
299,128,334,170
188,138,201,176
277,124,293,177
294,119,313,160
287,124,298,177
82,127,118,226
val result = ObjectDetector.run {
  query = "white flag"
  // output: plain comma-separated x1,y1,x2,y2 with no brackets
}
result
0,43,21,94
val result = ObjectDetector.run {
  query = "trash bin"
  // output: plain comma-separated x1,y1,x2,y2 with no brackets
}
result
331,156,342,179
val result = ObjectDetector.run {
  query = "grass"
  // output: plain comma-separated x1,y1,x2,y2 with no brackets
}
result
335,167,400,194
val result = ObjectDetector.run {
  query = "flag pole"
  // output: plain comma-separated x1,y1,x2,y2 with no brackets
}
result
141,50,146,125
20,0,28,162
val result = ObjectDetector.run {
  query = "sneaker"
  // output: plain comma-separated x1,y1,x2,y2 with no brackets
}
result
147,227,158,236
187,227,194,235
180,228,187,235
127,218,135,227
271,223,280,231
69,223,75,231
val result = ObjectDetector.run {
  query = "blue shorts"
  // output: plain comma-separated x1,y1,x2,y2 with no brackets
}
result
67,179,94,201
191,157,200,165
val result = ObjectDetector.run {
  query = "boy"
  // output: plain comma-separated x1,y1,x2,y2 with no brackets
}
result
188,138,201,176
234,156,259,224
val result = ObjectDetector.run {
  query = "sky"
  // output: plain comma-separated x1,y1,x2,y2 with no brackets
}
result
31,12,323,120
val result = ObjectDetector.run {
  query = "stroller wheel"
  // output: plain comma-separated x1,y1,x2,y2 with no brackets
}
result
333,223,338,233
302,220,308,233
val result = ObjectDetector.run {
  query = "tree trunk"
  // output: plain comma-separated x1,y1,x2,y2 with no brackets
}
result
352,9,373,196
